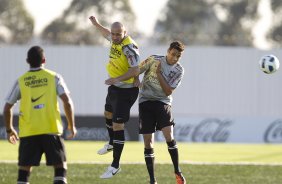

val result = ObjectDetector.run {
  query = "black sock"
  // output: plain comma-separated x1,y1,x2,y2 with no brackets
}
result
106,118,113,145
17,169,30,183
111,130,125,168
144,148,156,182
167,140,181,173
54,167,67,184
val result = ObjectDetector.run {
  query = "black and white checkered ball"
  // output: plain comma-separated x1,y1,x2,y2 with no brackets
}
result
259,55,280,74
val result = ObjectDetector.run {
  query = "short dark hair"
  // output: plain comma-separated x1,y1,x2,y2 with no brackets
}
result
169,41,185,52
27,46,44,68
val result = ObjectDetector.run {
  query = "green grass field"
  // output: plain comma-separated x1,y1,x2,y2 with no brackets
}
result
1,140,282,183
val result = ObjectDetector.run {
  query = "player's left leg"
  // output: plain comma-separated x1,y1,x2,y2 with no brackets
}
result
97,110,114,155
162,126,181,173
53,163,67,184
17,166,32,184
162,126,186,184
105,111,114,146
111,122,125,169
100,122,123,179
97,90,115,155
43,135,68,184
100,86,138,179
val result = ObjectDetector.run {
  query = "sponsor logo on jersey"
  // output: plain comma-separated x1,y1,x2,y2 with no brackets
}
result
126,51,135,65
31,94,44,103
24,75,48,88
110,47,121,59
33,104,45,109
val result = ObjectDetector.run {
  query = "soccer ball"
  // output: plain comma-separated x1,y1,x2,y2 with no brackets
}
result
259,55,280,74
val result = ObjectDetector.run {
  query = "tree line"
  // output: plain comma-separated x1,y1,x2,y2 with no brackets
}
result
1,0,281,48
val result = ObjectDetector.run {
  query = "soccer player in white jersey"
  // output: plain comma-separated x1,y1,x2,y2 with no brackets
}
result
137,41,186,184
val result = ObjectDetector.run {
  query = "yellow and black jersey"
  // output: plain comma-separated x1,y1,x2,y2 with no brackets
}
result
107,36,140,85
5,67,69,137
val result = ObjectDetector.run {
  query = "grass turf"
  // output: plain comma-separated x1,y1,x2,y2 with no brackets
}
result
1,141,282,183
1,163,282,184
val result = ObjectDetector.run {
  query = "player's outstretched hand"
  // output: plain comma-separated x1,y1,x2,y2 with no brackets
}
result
89,16,99,26
66,126,77,139
105,78,119,85
7,129,19,145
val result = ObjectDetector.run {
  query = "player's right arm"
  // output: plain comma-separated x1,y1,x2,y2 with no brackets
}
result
3,103,19,144
89,15,111,40
3,81,20,144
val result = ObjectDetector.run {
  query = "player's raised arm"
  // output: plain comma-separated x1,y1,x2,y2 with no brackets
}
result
89,15,111,39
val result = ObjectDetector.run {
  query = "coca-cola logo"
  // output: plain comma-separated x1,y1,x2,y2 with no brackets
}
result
155,118,232,142
264,119,282,143
192,118,232,142
0,126,130,140
69,127,109,140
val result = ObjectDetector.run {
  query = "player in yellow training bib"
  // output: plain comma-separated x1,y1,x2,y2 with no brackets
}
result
89,16,140,179
3,46,77,184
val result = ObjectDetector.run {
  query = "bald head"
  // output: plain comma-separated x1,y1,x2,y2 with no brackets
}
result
110,22,127,44
111,22,125,30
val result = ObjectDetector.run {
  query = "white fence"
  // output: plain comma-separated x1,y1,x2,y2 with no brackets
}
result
1,46,282,117
154,117,282,143
1,46,282,143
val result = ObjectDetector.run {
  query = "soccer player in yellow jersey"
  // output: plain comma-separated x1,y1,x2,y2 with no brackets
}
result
89,16,140,178
3,46,77,184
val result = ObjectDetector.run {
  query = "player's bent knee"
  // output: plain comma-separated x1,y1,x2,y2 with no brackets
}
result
112,123,124,131
19,166,32,172
104,111,112,119
54,162,67,169
144,142,153,149
164,136,174,143
143,134,154,148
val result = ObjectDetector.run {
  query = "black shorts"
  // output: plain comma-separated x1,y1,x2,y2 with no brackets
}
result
18,134,66,166
105,85,139,123
139,101,174,134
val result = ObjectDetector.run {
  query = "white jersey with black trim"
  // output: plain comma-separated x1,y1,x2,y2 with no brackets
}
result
139,55,184,105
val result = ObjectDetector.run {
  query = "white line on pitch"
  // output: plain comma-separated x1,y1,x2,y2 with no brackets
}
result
1,160,282,166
